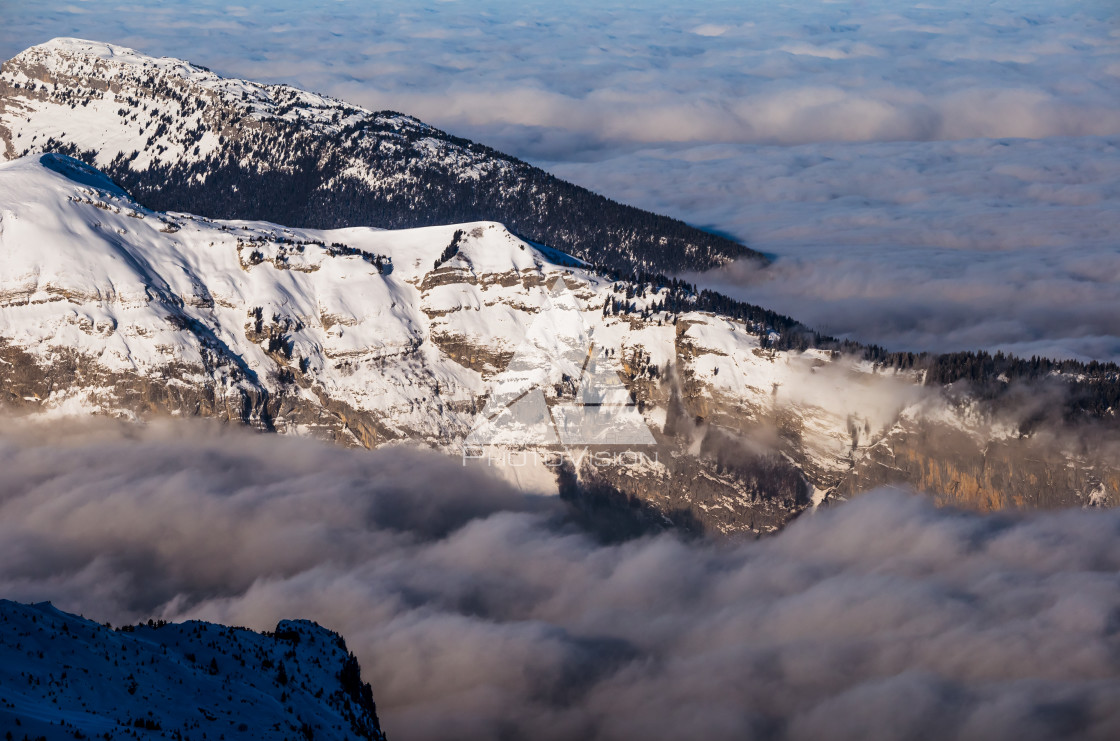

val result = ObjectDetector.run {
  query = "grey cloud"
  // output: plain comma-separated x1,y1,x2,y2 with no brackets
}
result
2,417,1120,740
3,1,1119,156
546,136,1120,362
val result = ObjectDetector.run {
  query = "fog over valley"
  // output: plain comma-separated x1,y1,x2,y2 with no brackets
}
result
3,419,1120,740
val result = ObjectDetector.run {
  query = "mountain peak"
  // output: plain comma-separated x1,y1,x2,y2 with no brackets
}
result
26,36,141,59
1,38,761,273
14,36,221,86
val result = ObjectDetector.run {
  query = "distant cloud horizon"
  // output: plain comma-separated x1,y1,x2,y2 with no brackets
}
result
3,0,1118,360
546,136,1120,362
5,2,1119,155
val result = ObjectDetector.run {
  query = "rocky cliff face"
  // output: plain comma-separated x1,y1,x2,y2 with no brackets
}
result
1,153,1115,535
0,599,387,740
843,415,1120,512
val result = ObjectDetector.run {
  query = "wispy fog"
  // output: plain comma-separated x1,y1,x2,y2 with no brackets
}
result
2,418,1120,740
3,1,1119,358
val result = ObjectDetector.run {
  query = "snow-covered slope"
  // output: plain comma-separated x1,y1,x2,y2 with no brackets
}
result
0,38,759,274
0,153,513,442
0,38,403,171
1,153,1115,533
0,599,387,740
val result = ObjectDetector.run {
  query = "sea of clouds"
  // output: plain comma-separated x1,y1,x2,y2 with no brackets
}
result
2,6,1120,738
2,419,1120,740
548,137,1120,361
5,1,1117,154
3,0,1119,360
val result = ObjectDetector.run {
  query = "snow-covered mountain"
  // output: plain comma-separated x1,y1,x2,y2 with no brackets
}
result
0,599,387,740
1,152,1116,534
0,38,761,274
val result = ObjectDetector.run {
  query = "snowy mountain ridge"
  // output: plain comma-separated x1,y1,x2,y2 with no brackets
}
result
0,38,759,274
1,37,430,171
1,153,1116,533
0,599,387,740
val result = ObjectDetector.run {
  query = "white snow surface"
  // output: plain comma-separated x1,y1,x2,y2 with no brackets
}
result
0,152,973,496
0,38,504,182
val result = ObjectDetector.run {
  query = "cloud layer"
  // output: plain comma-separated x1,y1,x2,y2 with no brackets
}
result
546,136,1120,361
2,418,1120,740
3,1,1119,157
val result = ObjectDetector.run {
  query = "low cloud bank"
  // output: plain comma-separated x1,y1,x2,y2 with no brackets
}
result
548,136,1120,362
2,418,1120,740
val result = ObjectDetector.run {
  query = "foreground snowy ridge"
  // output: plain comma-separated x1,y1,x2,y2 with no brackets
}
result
0,153,1115,532
0,599,387,740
